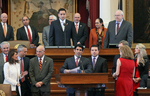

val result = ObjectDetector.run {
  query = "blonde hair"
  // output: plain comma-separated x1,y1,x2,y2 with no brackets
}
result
135,43,147,66
120,45,134,59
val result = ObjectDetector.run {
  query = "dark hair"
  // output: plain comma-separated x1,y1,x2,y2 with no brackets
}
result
58,8,66,14
90,45,99,50
74,44,84,50
7,50,18,64
96,18,104,31
119,40,129,46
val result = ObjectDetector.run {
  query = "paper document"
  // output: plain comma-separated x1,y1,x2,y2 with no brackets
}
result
69,67,80,73
18,86,21,96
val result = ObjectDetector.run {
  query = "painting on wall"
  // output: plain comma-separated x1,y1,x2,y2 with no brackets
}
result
10,0,76,34
134,0,150,43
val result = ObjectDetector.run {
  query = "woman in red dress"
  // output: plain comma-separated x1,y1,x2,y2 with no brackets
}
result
113,45,135,96
133,43,149,91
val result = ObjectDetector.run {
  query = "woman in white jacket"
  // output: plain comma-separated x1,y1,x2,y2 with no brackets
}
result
3,50,27,93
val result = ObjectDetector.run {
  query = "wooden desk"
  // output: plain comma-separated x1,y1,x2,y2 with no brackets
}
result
138,89,150,96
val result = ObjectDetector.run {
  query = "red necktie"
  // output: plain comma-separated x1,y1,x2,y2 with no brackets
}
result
76,58,78,67
26,26,32,44
117,23,119,33
75,23,78,34
39,58,42,70
6,55,8,62
21,58,25,82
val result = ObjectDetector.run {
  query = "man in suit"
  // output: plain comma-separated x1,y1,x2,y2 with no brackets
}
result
72,13,87,45
49,8,76,46
60,44,92,96
16,16,39,47
104,10,133,48
0,13,14,43
0,41,10,83
42,15,57,46
88,45,108,96
17,45,31,96
111,40,129,90
29,45,53,96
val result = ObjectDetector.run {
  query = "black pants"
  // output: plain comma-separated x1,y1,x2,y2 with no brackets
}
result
32,90,50,96
16,81,31,96
88,88,105,96
67,93,75,96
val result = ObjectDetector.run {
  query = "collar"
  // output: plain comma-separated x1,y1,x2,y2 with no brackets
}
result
116,19,123,25
92,55,99,60
2,53,7,57
59,18,66,23
1,22,7,26
38,55,45,60
74,22,80,26
18,56,23,60
74,55,81,59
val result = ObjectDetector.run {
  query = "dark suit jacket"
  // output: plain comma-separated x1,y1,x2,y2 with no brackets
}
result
104,20,133,48
89,56,108,73
21,57,31,87
0,23,14,43
136,56,149,78
112,54,120,74
16,26,39,46
72,22,87,45
29,56,53,92
0,53,4,84
60,56,92,94
49,19,76,46
139,74,148,87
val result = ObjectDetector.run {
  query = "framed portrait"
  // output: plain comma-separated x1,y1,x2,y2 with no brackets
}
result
8,0,77,43
126,0,150,48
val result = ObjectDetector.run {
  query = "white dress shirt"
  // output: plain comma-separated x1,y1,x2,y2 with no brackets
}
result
59,19,66,31
24,25,33,39
115,19,123,35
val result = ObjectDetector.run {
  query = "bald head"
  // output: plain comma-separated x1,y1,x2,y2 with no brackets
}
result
74,13,81,23
36,45,45,58
1,13,8,23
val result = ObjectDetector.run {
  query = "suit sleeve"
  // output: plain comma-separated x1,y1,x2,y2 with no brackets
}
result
78,24,87,45
9,26,14,40
60,59,69,73
42,27,49,46
32,27,39,46
140,57,149,78
84,59,92,73
29,59,37,86
42,58,53,85
71,23,77,46
104,23,110,48
102,59,108,73
16,29,21,40
112,55,119,73
89,29,93,48
49,22,54,46
127,23,133,47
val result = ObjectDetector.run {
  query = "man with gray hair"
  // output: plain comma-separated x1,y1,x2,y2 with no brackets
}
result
104,10,133,48
42,15,57,46
17,44,31,96
0,41,10,83
0,13,14,43
29,45,53,96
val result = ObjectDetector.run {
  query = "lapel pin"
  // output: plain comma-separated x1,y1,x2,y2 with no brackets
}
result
80,25,82,27
45,61,46,62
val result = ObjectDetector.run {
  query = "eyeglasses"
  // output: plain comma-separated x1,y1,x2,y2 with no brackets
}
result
76,49,82,51
115,15,121,17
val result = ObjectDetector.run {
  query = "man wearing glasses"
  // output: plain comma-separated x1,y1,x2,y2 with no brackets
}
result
29,45,53,96
60,44,92,96
104,10,133,48
42,15,57,46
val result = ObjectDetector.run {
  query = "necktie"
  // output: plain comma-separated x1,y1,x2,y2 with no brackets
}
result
116,23,119,33
6,55,8,62
92,57,96,69
61,21,65,31
76,58,78,67
3,23,7,37
75,23,78,34
39,58,42,70
26,26,32,44
21,58,25,82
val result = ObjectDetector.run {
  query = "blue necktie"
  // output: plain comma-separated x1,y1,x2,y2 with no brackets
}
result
92,57,96,69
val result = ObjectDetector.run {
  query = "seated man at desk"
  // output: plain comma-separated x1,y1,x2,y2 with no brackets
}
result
60,44,92,96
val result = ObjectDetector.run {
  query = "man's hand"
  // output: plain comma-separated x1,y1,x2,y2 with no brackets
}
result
64,69,70,73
